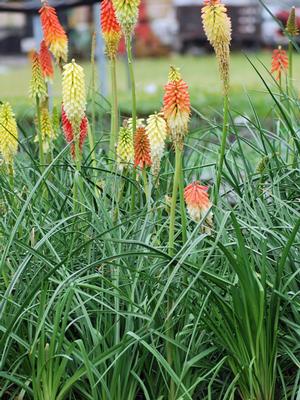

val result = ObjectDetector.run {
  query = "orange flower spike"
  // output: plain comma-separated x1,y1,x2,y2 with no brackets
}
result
101,0,122,59
39,40,54,82
271,47,289,81
134,127,152,169
184,181,212,223
163,66,191,147
39,2,68,64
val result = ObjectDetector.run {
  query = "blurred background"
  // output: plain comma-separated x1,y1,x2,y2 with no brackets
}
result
0,0,300,116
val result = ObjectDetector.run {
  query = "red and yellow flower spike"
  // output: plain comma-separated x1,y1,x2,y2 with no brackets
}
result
202,0,232,93
184,181,212,224
113,0,140,37
101,0,122,59
134,127,152,169
29,51,47,101
271,47,289,81
163,66,190,148
62,105,88,158
39,2,68,64
0,102,18,169
39,40,54,83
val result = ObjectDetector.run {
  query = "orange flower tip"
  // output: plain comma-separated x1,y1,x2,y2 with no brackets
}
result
204,0,220,5
101,0,121,59
134,127,152,169
39,3,68,63
39,39,54,82
101,0,121,35
184,181,211,209
271,47,289,80
184,181,212,223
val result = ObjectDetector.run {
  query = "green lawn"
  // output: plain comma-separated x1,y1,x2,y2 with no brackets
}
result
1,51,300,115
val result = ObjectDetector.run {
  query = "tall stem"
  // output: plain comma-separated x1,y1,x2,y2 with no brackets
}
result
214,94,229,204
288,41,293,95
87,124,99,198
8,163,14,190
109,58,119,161
178,156,187,244
125,35,137,134
126,34,137,213
36,96,45,171
168,144,182,254
142,169,150,209
90,32,97,168
167,144,182,400
73,127,84,212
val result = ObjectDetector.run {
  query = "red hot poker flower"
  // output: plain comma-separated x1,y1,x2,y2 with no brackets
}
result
39,40,54,82
271,47,288,81
134,127,152,169
101,0,122,59
61,105,88,158
39,3,68,63
184,181,211,222
204,0,221,4
163,66,190,147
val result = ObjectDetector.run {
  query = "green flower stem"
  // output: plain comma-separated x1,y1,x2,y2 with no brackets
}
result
288,41,293,93
125,35,137,214
288,41,297,167
87,124,99,198
178,156,187,244
90,32,98,174
91,32,97,137
36,96,45,171
125,35,137,134
8,163,14,190
109,58,119,163
130,174,136,213
142,169,150,208
168,144,183,255
167,143,183,400
73,128,84,213
214,94,229,204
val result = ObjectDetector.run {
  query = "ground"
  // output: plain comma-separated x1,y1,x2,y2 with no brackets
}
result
1,51,299,115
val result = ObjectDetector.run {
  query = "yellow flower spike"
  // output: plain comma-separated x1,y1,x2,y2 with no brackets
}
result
116,125,134,171
62,59,86,129
29,52,47,101
202,0,232,94
35,108,56,153
287,7,299,37
112,0,140,37
168,66,181,83
0,102,18,168
146,113,167,176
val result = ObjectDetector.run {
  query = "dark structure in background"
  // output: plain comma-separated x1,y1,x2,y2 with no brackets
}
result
177,4,261,53
0,0,99,54
0,0,98,12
